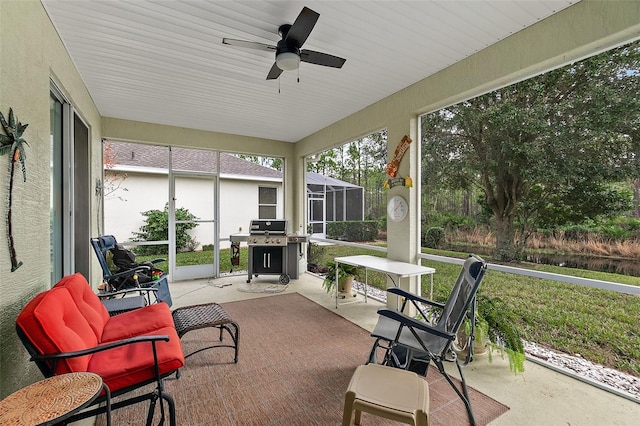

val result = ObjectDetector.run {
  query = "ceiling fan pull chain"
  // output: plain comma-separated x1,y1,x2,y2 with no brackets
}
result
278,78,281,94
297,67,300,83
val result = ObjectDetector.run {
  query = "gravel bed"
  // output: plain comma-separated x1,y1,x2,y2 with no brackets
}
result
353,280,640,401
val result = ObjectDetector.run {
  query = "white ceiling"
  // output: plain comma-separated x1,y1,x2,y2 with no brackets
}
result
42,0,577,143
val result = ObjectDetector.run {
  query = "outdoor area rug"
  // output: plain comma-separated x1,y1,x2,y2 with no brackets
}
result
95,293,509,425
236,281,289,294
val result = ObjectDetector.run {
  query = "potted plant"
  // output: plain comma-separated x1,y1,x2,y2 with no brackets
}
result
323,261,360,298
455,312,489,357
456,293,526,373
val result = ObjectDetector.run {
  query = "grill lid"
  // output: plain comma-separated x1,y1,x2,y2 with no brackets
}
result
249,219,288,235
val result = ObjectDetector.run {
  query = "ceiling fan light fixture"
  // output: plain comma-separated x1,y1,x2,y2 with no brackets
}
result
276,51,300,71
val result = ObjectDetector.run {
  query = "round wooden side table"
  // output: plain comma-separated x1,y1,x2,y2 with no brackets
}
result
0,372,110,426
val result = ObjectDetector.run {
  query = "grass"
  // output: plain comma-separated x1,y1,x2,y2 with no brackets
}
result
140,244,640,377
310,244,640,377
137,247,249,275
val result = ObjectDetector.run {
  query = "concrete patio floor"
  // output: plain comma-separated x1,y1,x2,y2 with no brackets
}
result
169,272,639,425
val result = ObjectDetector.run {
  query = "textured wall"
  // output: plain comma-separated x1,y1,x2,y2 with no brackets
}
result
0,1,102,397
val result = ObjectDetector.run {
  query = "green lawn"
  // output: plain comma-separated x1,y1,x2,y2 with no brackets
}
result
141,245,640,376
138,247,249,274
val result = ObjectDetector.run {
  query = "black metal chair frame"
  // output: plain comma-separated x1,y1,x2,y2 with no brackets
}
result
367,254,487,426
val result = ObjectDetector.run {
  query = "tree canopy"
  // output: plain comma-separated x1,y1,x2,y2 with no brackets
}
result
421,40,640,261
307,131,388,219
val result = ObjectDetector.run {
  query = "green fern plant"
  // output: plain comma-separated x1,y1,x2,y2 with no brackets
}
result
476,293,526,373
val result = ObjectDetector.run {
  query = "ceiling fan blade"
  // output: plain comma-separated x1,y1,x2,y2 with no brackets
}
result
222,38,276,52
300,50,346,68
266,62,283,80
284,7,319,47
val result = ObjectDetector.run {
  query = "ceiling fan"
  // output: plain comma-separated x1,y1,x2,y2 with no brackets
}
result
222,6,346,80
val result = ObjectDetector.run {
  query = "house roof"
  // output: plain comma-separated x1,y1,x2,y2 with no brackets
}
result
107,141,362,189
106,141,281,178
306,172,362,190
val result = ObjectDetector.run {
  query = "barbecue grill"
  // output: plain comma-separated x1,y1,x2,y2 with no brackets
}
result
246,220,309,284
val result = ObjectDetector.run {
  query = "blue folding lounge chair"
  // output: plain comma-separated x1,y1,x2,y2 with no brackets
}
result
91,235,172,313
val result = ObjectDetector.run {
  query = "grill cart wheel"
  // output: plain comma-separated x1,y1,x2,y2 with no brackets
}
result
279,274,290,285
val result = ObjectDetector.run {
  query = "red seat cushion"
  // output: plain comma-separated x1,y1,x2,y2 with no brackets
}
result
88,325,184,392
101,302,175,342
53,273,176,343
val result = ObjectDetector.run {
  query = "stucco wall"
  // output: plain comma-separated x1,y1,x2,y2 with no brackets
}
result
0,1,103,397
104,171,284,250
104,172,169,242
219,178,285,243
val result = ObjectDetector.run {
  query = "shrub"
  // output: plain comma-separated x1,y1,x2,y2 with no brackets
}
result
597,224,628,241
423,227,446,248
441,213,476,230
182,237,200,252
562,225,592,241
422,211,476,231
422,210,447,228
307,242,325,264
326,221,378,241
132,203,198,255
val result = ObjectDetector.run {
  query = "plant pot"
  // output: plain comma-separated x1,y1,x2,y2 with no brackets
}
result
338,275,356,298
454,326,487,358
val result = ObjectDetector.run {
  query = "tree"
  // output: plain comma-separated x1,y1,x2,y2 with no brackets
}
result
422,41,639,261
306,131,388,220
235,154,282,171
103,140,128,201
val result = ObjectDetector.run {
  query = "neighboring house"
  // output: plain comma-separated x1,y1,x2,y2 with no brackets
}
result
307,172,365,236
104,141,363,246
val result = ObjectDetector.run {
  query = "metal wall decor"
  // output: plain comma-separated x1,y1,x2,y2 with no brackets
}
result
383,135,413,189
0,108,29,271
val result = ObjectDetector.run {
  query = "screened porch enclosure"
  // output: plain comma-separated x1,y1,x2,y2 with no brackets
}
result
307,172,364,237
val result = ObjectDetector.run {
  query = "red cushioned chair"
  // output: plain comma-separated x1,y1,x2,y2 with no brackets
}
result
16,273,185,426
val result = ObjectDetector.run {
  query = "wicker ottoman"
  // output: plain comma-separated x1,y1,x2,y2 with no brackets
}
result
172,303,239,362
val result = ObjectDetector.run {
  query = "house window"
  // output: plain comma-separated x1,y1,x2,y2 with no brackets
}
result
258,186,277,219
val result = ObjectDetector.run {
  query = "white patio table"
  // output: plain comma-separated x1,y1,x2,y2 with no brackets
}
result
333,255,435,308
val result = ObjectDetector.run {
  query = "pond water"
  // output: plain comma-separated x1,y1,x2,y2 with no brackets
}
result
442,244,640,277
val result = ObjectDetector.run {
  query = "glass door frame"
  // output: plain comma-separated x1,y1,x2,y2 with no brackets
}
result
308,193,326,238
50,82,91,282
168,170,220,281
